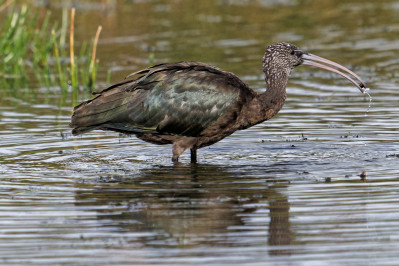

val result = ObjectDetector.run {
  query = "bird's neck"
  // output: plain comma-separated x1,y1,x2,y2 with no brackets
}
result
261,56,290,102
263,71,288,102
241,71,288,128
258,71,288,116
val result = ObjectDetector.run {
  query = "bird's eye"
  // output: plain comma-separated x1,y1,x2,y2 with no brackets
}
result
290,50,295,55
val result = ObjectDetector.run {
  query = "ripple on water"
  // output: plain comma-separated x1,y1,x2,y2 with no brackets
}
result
2,0,399,264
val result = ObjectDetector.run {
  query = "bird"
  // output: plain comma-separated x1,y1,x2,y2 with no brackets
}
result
70,42,367,163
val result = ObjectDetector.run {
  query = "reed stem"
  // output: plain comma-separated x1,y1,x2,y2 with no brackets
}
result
0,0,13,12
52,29,67,93
89,25,102,89
69,8,78,104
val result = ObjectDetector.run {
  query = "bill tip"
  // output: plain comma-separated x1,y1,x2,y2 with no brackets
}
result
358,83,368,93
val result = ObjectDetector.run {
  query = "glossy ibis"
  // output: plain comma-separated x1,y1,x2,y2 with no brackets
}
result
71,42,367,163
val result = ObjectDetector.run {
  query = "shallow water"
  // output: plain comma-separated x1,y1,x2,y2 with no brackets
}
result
1,0,399,264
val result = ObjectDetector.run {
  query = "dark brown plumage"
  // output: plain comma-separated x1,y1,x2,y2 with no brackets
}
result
71,42,367,163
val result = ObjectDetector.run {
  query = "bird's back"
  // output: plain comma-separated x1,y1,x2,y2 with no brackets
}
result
70,61,255,138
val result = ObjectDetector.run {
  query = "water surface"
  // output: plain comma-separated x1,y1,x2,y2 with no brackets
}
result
1,0,399,264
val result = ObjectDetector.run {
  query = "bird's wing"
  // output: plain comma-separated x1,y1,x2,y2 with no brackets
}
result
71,62,252,136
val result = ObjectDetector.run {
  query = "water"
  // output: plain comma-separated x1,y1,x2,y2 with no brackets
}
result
1,0,399,264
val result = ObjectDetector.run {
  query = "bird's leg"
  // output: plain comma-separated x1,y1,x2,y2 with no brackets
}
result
172,142,185,163
172,154,179,163
172,137,197,163
190,148,197,163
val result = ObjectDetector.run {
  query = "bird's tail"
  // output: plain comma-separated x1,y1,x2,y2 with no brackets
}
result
70,80,134,135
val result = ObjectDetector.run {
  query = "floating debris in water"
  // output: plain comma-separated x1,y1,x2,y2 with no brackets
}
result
386,153,399,158
360,170,366,181
261,139,272,143
340,133,361,139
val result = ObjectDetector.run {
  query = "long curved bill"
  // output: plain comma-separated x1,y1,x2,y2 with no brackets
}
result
301,53,367,93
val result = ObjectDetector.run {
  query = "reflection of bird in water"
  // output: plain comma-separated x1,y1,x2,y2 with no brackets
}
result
73,164,292,254
71,42,367,163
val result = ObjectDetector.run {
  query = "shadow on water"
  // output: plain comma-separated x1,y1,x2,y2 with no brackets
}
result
75,163,293,257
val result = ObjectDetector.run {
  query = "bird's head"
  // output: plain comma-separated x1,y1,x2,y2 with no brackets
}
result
262,42,367,93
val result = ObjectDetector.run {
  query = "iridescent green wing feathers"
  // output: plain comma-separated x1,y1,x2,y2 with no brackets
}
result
70,62,251,136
